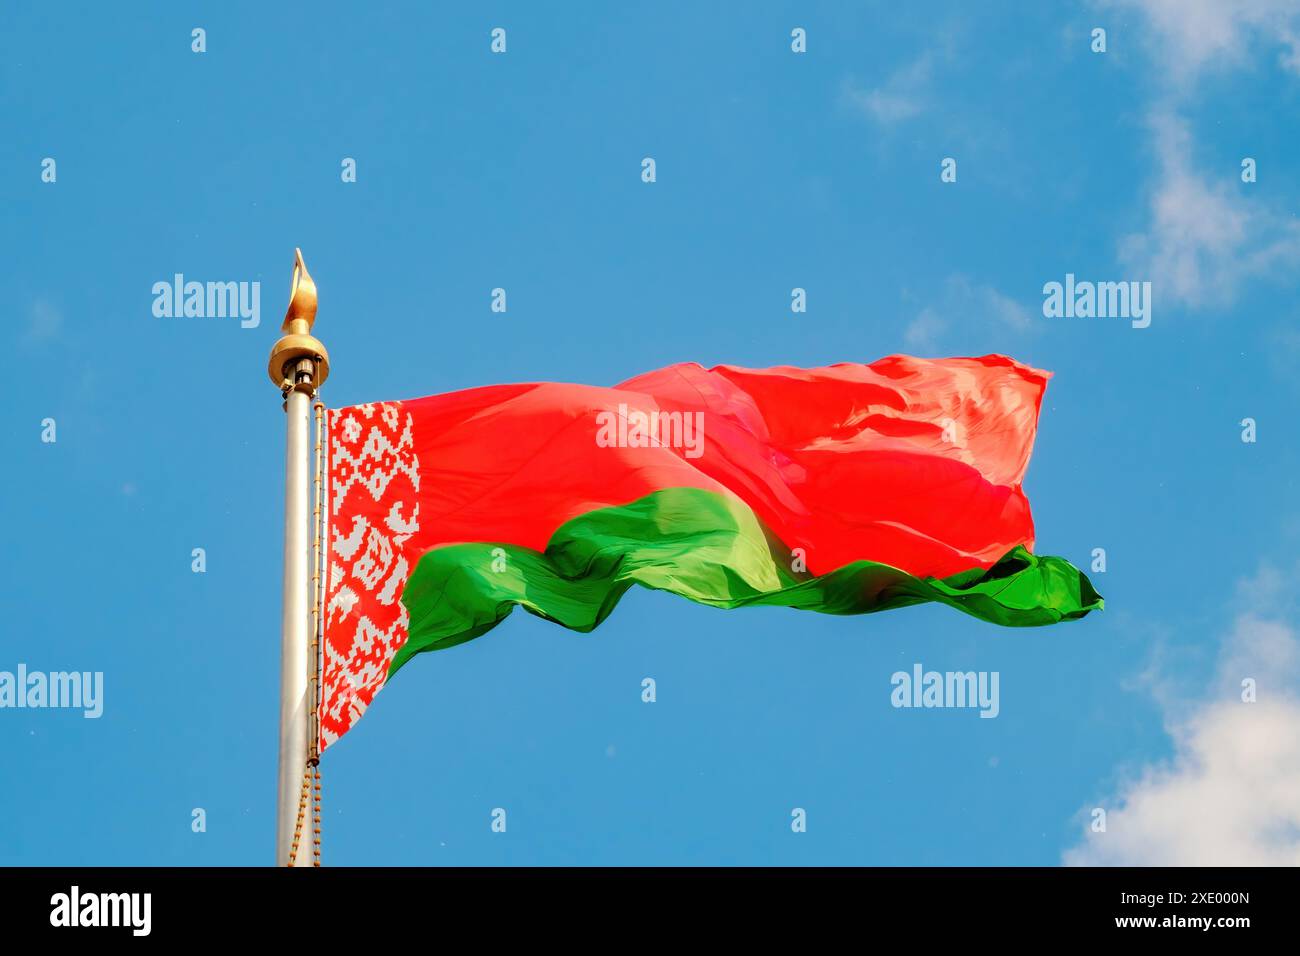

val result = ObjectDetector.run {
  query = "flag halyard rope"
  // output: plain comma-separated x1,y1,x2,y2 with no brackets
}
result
304,397,327,866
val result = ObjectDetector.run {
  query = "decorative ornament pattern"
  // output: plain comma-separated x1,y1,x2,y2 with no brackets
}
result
319,402,420,750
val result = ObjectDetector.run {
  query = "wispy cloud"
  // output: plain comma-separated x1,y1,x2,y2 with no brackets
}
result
904,307,946,350
1118,113,1300,307
844,53,933,124
23,299,62,344
1105,0,1300,310
1065,565,1300,866
903,276,1032,350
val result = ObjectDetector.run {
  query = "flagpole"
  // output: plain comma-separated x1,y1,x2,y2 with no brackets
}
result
268,249,330,867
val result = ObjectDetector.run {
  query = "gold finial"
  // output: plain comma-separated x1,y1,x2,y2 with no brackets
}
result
268,248,331,390
282,247,318,334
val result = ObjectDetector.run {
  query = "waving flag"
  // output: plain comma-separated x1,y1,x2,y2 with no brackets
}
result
319,354,1101,748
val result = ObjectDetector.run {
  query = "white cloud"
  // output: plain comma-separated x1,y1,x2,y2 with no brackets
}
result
844,54,932,124
1118,113,1300,307
1065,566,1300,866
1106,0,1300,79
1065,698,1300,866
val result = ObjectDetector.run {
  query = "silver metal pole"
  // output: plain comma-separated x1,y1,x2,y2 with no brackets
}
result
268,249,330,867
276,362,313,866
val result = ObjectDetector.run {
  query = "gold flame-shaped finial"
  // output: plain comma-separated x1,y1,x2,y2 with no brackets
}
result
281,247,318,334
268,248,330,389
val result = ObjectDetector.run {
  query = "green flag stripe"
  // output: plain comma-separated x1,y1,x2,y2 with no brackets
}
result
394,487,1102,676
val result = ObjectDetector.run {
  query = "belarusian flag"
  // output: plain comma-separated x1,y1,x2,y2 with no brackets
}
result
319,354,1100,748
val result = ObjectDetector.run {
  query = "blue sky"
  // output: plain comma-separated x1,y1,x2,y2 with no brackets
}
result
3,2,1300,865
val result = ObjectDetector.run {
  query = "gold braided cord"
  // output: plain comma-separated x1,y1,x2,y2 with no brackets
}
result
306,399,327,866
288,763,311,866
309,399,326,765
312,765,322,867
